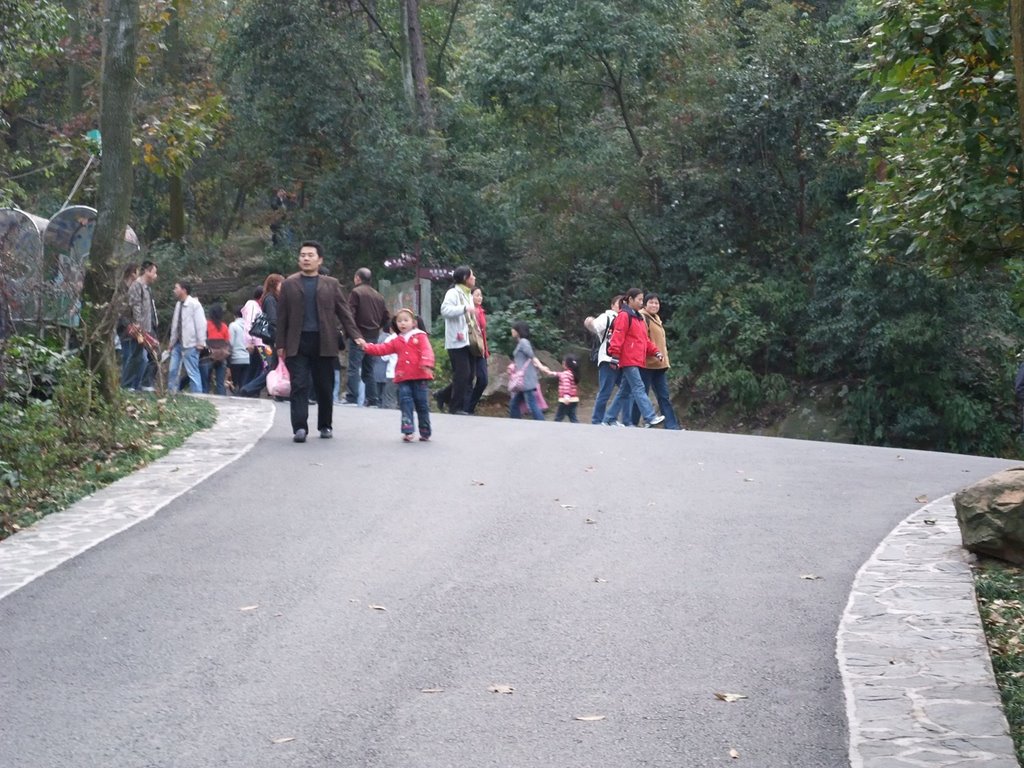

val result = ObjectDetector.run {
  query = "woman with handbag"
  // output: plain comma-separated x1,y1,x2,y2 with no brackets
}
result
434,266,477,414
508,321,553,420
237,273,284,398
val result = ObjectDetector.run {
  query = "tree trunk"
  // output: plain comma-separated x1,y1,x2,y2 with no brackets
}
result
165,0,186,241
82,0,139,403
1012,0,1024,150
404,0,434,134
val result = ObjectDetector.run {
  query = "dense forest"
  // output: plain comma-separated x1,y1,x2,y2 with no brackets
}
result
3,0,1024,456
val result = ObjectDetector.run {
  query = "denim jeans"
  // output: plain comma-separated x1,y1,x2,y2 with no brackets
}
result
168,345,202,393
467,355,489,413
509,388,545,420
121,338,147,390
642,368,680,429
591,362,620,424
346,339,378,405
399,380,432,437
604,366,656,424
200,358,227,395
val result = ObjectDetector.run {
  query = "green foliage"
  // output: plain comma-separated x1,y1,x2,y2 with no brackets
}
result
0,335,75,404
804,248,1023,454
0,352,215,537
484,300,566,358
834,0,1023,271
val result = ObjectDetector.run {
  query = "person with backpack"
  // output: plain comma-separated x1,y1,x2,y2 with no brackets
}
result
602,288,665,428
584,294,624,424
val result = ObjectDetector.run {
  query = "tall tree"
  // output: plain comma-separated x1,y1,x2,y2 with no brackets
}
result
82,0,139,400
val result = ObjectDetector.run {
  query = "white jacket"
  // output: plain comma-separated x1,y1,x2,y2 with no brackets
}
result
169,295,207,349
439,285,471,350
590,309,618,365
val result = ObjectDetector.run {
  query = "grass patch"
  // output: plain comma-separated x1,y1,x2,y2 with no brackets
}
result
974,557,1024,763
0,388,215,539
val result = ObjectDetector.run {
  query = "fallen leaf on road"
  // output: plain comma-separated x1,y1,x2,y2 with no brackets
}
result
421,688,444,693
239,605,259,611
743,478,755,483
471,480,485,486
729,748,740,759
800,574,821,580
488,684,515,694
560,504,576,510
594,577,607,583
310,462,323,467
896,455,904,461
585,518,597,524
369,604,388,611
271,737,295,744
915,495,929,503
574,715,605,721
922,518,936,525
714,692,748,703
584,466,595,472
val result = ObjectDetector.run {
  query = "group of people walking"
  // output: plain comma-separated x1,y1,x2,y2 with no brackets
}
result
118,241,682,443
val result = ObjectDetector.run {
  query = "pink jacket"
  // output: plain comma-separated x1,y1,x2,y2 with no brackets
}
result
363,329,435,383
557,370,579,403
607,308,659,368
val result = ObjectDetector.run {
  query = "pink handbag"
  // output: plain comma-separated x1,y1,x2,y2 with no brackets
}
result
266,359,291,398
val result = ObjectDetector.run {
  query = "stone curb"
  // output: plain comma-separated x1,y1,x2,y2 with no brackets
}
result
838,496,1018,768
0,396,275,602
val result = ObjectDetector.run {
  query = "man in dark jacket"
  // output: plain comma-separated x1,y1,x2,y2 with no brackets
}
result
344,267,390,406
276,241,363,442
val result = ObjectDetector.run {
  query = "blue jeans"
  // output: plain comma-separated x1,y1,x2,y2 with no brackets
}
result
346,340,378,405
399,380,432,437
509,388,544,420
121,338,147,390
642,368,680,429
168,345,202,393
200,358,227,395
591,362,619,424
604,366,656,424
467,355,489,413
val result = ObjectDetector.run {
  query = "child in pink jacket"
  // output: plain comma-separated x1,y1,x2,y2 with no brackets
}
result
358,309,435,441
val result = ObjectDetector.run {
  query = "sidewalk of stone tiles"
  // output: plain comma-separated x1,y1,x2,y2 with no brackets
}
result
838,496,1019,768
0,396,275,601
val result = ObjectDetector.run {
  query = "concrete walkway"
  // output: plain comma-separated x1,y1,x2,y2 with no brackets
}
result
0,396,1019,767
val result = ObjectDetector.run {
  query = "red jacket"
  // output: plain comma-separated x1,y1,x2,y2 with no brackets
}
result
363,329,435,383
607,308,659,368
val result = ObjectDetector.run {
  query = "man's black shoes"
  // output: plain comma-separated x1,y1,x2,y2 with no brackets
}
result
320,428,333,439
293,429,307,443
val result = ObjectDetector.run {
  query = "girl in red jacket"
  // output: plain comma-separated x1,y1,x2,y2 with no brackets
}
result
604,288,666,427
357,309,435,441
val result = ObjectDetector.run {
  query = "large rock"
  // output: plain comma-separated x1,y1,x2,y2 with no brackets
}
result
954,466,1024,565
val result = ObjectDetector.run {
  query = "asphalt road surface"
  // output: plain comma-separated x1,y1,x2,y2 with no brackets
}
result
0,404,1017,768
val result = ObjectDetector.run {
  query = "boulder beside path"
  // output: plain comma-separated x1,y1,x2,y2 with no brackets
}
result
955,465,1024,564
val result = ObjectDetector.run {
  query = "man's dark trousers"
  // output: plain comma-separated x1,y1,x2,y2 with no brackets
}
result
288,332,335,433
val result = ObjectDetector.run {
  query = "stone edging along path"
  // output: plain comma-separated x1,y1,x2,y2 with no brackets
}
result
838,496,1019,768
0,396,275,602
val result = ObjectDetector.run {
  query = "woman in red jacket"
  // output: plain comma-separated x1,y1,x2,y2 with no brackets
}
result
603,288,665,427
358,308,435,441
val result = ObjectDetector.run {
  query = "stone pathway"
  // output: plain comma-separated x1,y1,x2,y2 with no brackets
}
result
838,497,1019,767
0,396,274,601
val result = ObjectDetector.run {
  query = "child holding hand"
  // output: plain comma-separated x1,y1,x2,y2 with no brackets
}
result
549,354,581,423
357,309,435,441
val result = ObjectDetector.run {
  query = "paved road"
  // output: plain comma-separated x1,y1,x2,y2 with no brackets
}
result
0,402,1017,767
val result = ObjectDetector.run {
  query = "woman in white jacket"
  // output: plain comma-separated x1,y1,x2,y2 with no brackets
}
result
434,265,476,414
